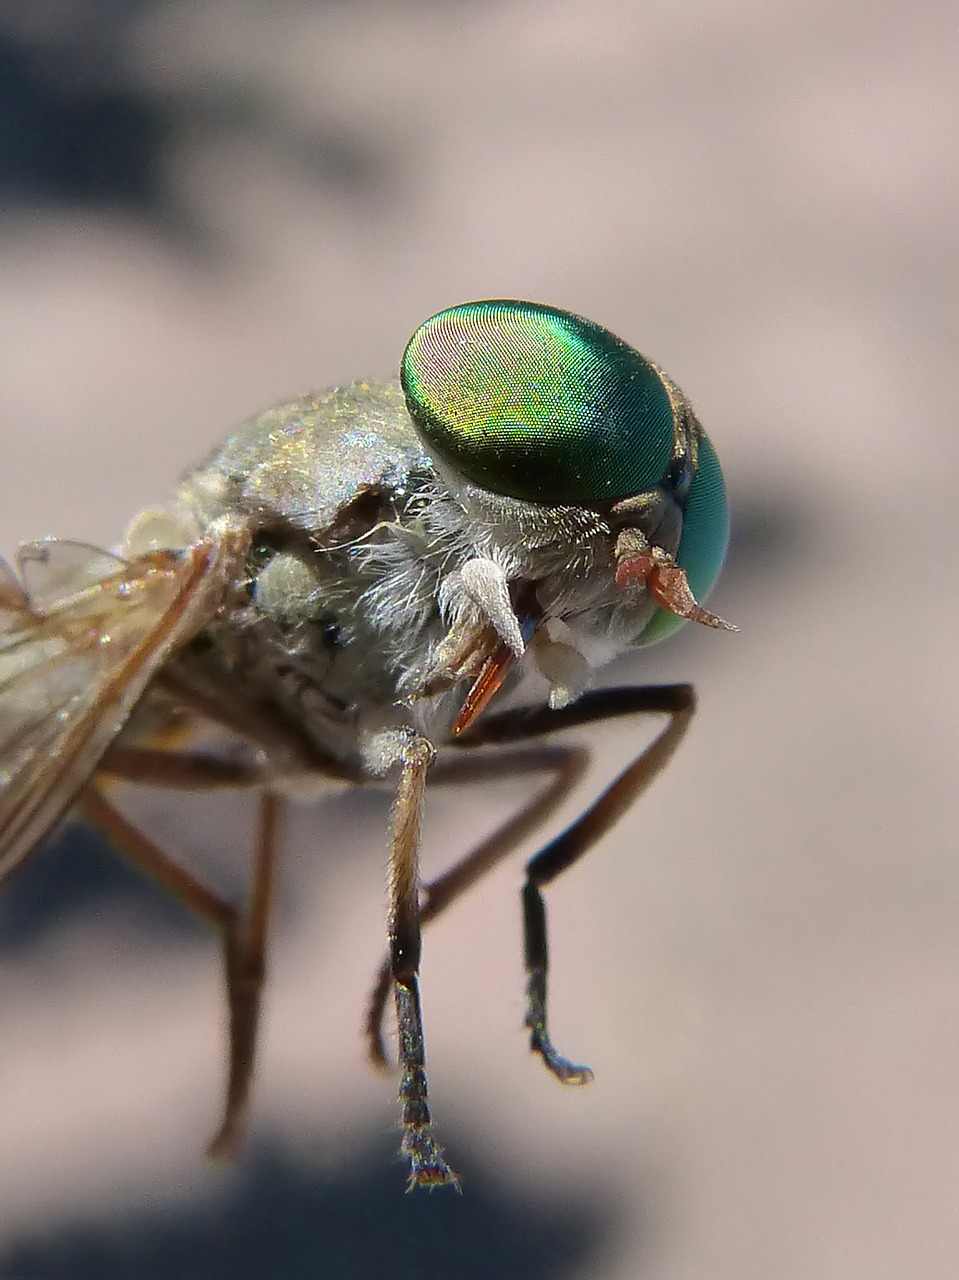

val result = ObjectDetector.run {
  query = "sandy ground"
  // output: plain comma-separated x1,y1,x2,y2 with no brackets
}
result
0,1,957,1277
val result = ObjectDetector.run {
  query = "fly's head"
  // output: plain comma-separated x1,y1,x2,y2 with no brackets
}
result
401,301,734,721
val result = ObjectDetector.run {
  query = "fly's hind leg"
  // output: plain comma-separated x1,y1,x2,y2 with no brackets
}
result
208,789,280,1157
79,753,281,1158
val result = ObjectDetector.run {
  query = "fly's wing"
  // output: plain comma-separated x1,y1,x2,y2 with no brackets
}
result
0,527,249,879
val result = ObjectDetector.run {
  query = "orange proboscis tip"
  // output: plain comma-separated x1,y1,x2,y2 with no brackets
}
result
451,641,516,737
615,550,737,631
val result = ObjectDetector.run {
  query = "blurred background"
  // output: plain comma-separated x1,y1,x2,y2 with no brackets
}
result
0,0,956,1276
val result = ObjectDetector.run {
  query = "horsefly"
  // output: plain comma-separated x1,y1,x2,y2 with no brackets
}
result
0,301,734,1188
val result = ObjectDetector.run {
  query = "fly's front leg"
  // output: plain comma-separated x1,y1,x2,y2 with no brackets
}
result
364,745,591,1072
514,685,696,1084
384,730,459,1189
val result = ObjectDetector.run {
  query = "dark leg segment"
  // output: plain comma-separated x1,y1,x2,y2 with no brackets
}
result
519,685,695,1083
78,783,282,1157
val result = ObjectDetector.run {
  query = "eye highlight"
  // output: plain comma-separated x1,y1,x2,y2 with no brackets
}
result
663,453,694,505
401,300,678,506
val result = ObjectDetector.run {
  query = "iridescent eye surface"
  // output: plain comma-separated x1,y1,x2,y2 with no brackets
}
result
401,300,677,505
641,432,730,645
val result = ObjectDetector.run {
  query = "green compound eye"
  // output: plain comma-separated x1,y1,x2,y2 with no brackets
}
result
641,431,730,645
401,301,677,505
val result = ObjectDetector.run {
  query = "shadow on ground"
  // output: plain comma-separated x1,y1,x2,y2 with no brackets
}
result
1,1137,618,1280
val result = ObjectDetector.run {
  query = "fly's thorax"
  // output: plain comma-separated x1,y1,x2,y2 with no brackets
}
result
179,381,428,538
172,379,444,685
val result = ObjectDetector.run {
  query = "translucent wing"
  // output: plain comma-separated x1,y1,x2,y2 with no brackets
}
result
0,528,249,879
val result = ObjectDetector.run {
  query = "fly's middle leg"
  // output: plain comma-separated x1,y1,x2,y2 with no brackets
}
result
79,762,281,1160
